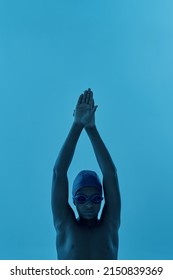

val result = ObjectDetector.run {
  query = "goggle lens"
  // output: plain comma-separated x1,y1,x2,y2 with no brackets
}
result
74,194,103,204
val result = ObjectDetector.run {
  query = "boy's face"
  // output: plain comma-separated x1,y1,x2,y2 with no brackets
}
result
74,186,102,220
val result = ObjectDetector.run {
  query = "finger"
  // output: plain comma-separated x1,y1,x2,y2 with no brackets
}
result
77,94,84,106
86,92,91,104
83,90,90,104
88,91,93,106
91,98,94,108
88,88,93,98
82,90,88,103
88,97,93,108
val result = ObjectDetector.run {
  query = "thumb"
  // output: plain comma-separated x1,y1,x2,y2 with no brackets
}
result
90,105,98,117
93,105,98,112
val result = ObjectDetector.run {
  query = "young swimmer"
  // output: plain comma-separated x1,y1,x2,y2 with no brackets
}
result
51,89,121,260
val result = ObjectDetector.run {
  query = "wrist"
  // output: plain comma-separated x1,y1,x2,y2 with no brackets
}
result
85,124,97,131
73,120,85,129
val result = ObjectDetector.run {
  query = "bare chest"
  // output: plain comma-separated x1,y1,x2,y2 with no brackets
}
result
56,221,118,260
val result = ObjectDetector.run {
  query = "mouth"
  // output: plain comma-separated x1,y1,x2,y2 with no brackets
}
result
84,211,94,215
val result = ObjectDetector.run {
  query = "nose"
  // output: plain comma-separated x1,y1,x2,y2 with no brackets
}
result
85,201,93,209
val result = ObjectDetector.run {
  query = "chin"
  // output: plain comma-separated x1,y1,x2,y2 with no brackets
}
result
82,214,97,220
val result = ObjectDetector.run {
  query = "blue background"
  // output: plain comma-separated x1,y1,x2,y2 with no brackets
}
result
0,0,173,260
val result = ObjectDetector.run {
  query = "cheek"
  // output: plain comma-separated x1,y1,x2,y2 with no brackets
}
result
76,204,84,212
96,205,101,211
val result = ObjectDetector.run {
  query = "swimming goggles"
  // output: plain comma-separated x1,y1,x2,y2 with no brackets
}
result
73,193,103,204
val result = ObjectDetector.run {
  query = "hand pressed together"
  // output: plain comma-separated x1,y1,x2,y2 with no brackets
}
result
73,88,98,127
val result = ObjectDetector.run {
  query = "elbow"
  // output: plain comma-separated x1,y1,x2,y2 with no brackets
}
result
53,165,58,173
53,166,67,177
53,166,58,177
111,163,117,174
103,165,117,176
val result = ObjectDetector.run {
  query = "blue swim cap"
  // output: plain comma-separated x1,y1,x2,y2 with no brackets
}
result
72,170,102,198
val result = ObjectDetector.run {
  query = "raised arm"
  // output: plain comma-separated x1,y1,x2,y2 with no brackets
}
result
85,90,121,228
51,91,97,230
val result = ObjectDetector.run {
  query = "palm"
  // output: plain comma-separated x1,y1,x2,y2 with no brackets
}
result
74,89,97,127
85,107,95,128
76,104,92,124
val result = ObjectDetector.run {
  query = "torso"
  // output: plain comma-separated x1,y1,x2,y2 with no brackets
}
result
56,217,119,260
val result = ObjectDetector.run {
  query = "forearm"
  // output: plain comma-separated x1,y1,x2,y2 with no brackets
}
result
54,121,84,174
85,125,116,175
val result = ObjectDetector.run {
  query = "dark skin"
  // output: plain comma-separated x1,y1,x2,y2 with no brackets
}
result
74,186,102,227
51,89,121,260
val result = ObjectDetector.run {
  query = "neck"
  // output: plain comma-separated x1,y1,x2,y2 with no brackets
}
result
78,216,98,228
